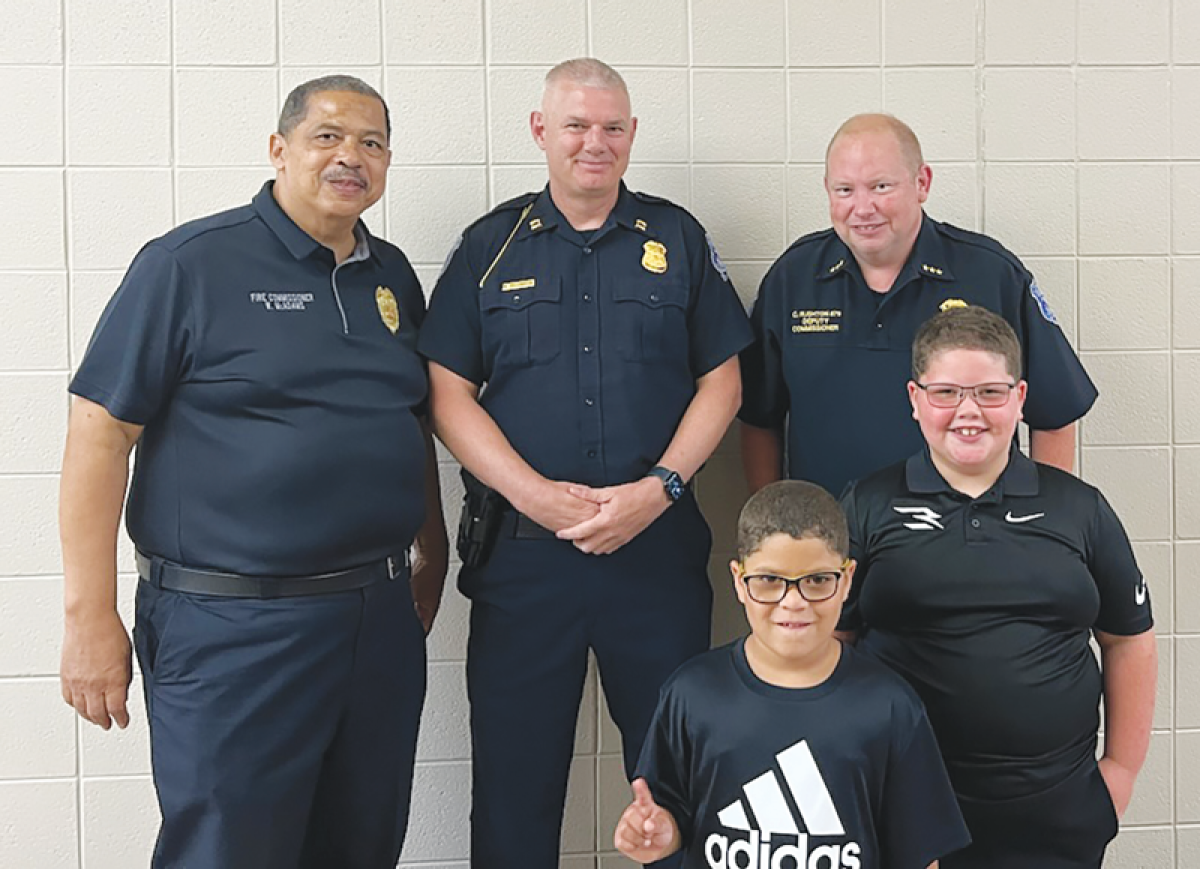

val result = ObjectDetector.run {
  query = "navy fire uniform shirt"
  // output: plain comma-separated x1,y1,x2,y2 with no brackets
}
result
418,183,752,488
635,641,971,869
739,214,1098,496
70,182,430,575
840,447,1154,803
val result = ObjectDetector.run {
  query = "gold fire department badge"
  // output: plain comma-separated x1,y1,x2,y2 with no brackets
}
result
376,286,400,334
641,240,668,274
939,298,968,312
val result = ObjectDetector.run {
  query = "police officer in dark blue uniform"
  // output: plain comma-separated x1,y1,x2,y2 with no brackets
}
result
59,76,447,869
740,113,1097,497
418,58,752,867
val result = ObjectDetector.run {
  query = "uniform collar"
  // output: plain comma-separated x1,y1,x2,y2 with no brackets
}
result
253,181,376,263
815,213,956,286
516,182,657,243
905,443,1040,499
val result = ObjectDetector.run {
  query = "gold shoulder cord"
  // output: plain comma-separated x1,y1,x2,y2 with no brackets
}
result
478,203,534,289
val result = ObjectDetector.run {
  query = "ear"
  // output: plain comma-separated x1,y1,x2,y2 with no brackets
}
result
840,559,856,601
730,560,748,605
916,164,932,203
907,379,921,421
269,132,287,171
1015,379,1028,422
628,115,638,145
530,110,547,151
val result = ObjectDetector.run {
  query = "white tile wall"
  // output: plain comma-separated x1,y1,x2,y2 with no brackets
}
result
0,2,1191,866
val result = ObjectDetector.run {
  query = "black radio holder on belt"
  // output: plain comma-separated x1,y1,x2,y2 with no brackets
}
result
456,471,508,568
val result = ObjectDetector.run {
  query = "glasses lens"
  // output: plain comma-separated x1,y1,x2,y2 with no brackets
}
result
973,384,1012,406
745,576,786,603
924,385,962,407
800,572,840,601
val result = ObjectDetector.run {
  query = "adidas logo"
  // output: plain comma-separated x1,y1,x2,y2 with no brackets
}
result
705,740,862,869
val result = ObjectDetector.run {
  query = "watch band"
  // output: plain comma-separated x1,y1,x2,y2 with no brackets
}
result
648,466,686,502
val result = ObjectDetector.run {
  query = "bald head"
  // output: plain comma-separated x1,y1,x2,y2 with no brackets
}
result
543,57,630,107
825,113,925,175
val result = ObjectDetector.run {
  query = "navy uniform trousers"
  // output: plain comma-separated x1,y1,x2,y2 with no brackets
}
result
461,493,713,868
133,558,427,869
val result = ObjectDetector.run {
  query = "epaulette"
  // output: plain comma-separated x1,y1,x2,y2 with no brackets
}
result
780,226,837,257
932,220,1027,273
463,191,540,235
630,189,684,211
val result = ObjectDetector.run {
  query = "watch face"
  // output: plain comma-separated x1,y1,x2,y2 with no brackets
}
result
666,475,685,501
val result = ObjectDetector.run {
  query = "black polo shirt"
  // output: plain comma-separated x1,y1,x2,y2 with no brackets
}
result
71,182,429,576
840,448,1153,802
740,214,1098,496
418,183,752,487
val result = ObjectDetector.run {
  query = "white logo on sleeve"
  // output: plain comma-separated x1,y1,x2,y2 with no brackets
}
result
706,740,861,869
893,505,944,531
1004,511,1045,524
1135,578,1148,606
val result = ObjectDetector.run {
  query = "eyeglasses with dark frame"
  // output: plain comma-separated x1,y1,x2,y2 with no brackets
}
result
739,560,851,604
915,382,1017,408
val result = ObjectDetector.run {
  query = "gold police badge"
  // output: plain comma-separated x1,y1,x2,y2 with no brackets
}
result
376,286,400,334
642,240,668,274
939,298,968,312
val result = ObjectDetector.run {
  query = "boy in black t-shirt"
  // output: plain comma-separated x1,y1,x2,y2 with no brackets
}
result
615,481,970,869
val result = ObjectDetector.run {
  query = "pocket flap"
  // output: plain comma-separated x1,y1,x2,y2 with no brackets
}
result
480,275,562,312
611,277,688,309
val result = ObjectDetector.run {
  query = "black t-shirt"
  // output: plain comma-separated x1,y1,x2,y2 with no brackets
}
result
841,448,1154,801
635,640,970,869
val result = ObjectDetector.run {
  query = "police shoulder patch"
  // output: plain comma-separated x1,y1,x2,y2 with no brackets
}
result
706,233,730,283
1028,276,1058,325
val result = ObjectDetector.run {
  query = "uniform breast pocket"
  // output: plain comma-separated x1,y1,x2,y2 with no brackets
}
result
479,277,563,368
612,277,689,363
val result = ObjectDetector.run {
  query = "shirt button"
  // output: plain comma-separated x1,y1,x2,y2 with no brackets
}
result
971,518,981,528
584,398,594,407
649,292,659,302
512,295,521,303
874,322,883,330
582,293,592,302
583,345,592,353
583,247,592,254
587,449,597,458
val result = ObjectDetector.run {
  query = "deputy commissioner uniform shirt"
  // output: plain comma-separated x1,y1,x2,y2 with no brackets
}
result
70,182,429,576
739,214,1098,496
635,641,970,869
840,448,1154,802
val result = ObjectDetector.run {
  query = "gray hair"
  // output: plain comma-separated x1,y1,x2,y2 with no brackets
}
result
544,58,629,98
277,75,390,139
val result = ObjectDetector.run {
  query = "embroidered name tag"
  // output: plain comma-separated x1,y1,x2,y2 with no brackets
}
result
249,292,314,311
791,309,842,334
501,278,536,292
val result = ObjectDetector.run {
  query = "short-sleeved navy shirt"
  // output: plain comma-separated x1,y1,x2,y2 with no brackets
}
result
71,182,429,576
740,214,1098,495
840,448,1153,801
635,640,971,869
418,183,753,487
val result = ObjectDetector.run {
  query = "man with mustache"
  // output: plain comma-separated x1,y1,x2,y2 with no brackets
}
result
740,113,1096,497
59,75,446,868
419,58,752,866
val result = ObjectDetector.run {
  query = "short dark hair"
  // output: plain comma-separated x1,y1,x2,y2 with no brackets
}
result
911,306,1023,380
737,480,848,561
277,75,390,139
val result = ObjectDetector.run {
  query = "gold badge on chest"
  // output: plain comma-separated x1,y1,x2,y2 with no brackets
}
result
641,240,668,274
376,286,400,334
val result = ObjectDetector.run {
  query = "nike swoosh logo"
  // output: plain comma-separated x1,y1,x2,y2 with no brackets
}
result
1005,511,1045,524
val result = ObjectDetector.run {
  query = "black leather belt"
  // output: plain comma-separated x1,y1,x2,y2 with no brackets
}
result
504,511,558,540
135,550,410,599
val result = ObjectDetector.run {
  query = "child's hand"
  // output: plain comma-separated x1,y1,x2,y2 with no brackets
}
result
613,778,680,862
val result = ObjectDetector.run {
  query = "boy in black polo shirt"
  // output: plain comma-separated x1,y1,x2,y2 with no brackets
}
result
615,481,969,868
